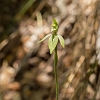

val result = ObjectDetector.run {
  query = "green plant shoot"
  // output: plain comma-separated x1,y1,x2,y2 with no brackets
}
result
38,19,65,100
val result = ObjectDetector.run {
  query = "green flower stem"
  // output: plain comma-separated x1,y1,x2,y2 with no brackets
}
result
38,19,64,100
54,46,59,100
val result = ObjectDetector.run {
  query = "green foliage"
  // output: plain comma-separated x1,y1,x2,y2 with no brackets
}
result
38,19,64,54
19,0,36,16
38,34,51,43
57,34,65,48
48,35,58,54
38,19,65,100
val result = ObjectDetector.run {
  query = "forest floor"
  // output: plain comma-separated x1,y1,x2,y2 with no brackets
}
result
0,0,100,100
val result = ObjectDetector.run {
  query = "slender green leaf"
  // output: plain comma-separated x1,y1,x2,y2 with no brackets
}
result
48,35,53,54
57,34,65,48
38,34,51,43
48,35,58,54
19,0,36,16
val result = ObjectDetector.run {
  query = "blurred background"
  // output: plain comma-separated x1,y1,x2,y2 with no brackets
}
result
0,0,100,100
